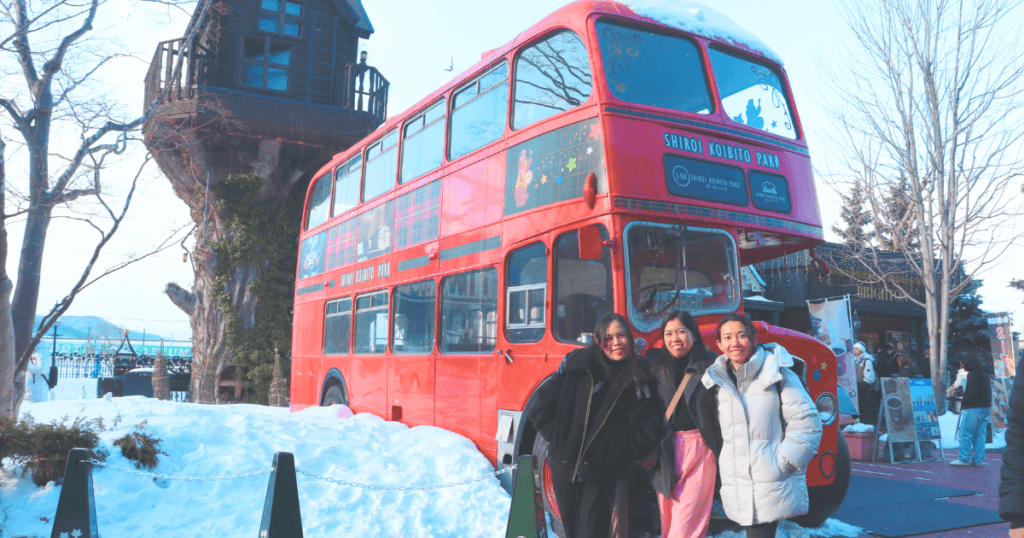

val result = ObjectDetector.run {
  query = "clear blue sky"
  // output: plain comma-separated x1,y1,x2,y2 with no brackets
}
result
4,0,1022,341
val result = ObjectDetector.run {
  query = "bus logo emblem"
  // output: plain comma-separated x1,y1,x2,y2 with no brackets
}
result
671,165,691,187
761,182,778,195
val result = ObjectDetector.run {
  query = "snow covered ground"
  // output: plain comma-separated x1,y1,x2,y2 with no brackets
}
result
2,382,862,538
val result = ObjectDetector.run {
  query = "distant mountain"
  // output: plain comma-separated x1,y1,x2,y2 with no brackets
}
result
33,315,164,342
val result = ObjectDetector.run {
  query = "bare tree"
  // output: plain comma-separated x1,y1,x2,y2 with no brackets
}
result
0,0,199,416
823,0,1024,406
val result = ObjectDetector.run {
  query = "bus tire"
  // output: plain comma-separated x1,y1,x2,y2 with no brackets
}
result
321,385,347,406
532,433,566,538
791,432,851,527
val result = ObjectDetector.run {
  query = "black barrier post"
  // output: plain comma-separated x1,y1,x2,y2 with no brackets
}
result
258,452,303,538
50,448,98,538
504,455,547,538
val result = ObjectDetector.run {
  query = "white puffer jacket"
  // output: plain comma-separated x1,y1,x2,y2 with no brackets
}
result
702,343,822,526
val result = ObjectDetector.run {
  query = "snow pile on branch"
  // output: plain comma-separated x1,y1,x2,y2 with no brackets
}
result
620,0,783,65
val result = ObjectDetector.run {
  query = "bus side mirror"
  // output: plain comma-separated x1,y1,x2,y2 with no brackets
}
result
579,226,602,260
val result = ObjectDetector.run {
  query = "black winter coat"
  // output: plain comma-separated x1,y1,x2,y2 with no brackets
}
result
962,369,992,410
643,347,722,498
999,370,1024,528
528,345,662,483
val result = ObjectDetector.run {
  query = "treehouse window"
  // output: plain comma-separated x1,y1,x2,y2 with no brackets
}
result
259,0,302,37
242,37,291,91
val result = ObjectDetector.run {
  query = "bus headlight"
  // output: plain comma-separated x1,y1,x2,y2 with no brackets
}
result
816,392,838,426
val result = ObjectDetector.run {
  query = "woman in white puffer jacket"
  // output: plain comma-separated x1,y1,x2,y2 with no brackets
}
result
702,314,822,538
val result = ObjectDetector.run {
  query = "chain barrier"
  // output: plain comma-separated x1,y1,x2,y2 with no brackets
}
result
88,459,273,482
295,463,518,491
86,459,517,490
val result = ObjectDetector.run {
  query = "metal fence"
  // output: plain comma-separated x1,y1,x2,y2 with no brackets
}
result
54,353,192,401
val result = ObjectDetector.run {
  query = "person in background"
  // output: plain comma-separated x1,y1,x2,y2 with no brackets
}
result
951,354,992,467
528,313,662,538
854,342,878,426
702,314,822,538
899,354,922,378
644,311,721,538
946,358,968,414
998,364,1023,536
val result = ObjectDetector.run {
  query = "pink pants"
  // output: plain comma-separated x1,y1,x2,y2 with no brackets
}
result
656,429,717,538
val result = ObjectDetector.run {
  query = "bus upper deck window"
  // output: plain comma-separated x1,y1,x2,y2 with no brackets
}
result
513,31,592,130
449,62,509,160
333,153,362,217
364,129,398,202
305,173,331,230
595,20,712,115
401,99,446,183
709,48,797,140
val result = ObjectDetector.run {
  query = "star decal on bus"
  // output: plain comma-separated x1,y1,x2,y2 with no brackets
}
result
589,122,602,139
566,157,577,172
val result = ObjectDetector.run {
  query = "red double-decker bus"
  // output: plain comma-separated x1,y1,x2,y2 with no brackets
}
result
291,0,849,527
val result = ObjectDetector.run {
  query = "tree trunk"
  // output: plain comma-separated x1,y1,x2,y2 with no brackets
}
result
146,120,315,403
9,126,53,413
0,277,15,416
0,135,13,416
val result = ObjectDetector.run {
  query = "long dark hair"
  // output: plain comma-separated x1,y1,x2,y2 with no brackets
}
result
660,310,708,360
594,313,635,359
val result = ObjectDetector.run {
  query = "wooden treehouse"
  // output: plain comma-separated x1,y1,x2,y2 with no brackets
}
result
143,0,388,161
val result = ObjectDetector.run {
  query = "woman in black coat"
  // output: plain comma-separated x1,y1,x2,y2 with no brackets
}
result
643,311,722,538
528,313,662,538
999,363,1024,534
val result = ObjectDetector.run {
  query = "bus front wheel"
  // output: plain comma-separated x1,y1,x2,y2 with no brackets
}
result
792,432,851,527
531,433,566,538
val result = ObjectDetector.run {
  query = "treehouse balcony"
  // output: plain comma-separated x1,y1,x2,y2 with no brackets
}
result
143,37,388,149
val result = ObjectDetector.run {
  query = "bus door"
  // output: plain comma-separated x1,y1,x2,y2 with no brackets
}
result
435,268,499,443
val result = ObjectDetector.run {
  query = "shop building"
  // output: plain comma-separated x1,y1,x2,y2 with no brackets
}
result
747,243,929,377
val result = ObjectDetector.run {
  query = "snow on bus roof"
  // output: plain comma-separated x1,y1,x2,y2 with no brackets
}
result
619,0,783,65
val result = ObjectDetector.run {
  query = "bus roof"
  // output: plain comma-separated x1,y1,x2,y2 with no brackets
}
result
312,0,784,180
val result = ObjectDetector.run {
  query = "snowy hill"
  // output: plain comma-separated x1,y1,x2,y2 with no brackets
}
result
33,315,166,342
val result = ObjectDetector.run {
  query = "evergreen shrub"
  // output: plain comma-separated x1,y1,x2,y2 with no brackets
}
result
0,414,102,486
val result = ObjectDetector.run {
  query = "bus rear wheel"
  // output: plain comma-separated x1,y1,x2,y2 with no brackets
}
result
792,432,851,527
321,385,346,406
532,433,566,538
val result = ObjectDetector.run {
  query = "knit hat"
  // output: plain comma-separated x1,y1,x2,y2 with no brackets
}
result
853,342,867,353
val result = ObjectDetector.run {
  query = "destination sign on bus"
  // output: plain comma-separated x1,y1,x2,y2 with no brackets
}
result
663,132,781,170
664,154,748,206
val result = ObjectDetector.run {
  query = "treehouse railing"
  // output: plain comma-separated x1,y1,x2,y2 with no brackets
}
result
339,63,389,125
144,38,211,107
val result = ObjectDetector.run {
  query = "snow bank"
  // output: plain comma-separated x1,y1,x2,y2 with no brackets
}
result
621,0,783,65
937,411,1006,450
3,398,512,538
842,422,874,434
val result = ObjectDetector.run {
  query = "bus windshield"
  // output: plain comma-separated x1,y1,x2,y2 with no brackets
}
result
625,223,740,332
595,20,713,115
